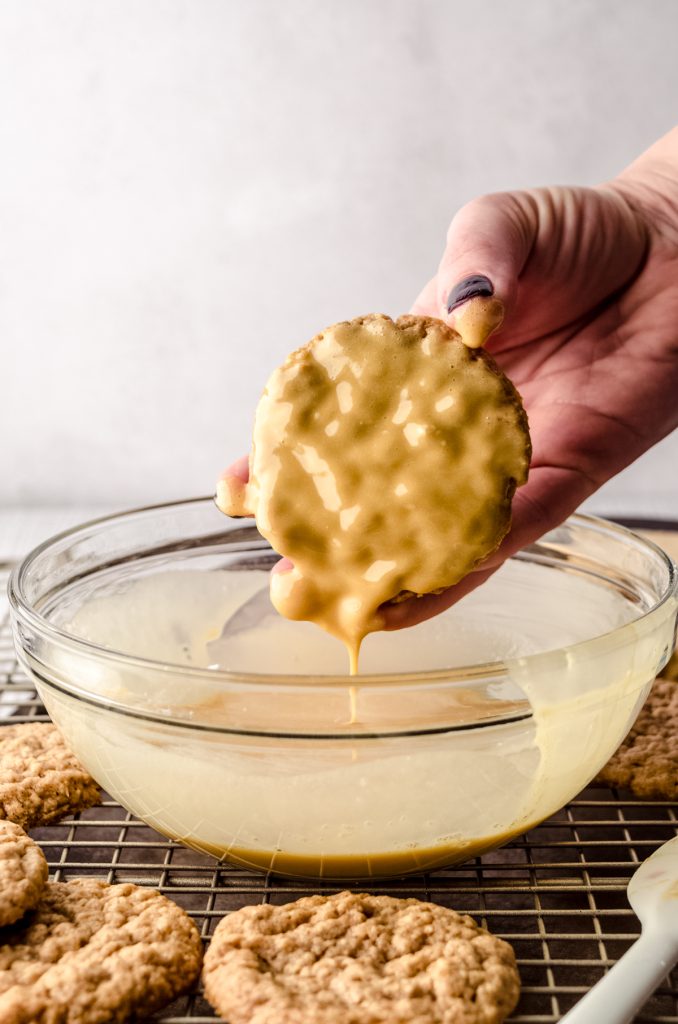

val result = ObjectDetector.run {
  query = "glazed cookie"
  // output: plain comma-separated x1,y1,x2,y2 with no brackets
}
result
0,723,101,829
596,678,677,799
0,822,48,928
0,879,203,1022
218,313,530,669
203,889,520,1024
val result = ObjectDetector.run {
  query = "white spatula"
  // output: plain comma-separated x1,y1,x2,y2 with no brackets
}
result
561,835,678,1023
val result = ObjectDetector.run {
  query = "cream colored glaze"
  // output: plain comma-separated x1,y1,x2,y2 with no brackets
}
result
47,562,674,880
173,825,532,879
452,295,505,349
217,310,530,673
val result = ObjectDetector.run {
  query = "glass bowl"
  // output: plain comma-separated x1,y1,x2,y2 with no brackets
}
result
8,498,678,880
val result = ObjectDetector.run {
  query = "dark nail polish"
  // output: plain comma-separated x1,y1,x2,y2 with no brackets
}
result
447,275,494,313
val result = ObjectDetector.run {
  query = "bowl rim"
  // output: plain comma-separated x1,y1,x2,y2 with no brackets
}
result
8,497,678,689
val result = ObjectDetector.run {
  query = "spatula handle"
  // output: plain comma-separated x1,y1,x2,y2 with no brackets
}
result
560,929,678,1024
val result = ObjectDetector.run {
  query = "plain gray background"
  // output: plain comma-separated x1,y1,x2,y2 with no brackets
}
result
2,0,677,517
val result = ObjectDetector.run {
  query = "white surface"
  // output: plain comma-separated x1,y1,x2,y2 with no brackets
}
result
1,0,678,512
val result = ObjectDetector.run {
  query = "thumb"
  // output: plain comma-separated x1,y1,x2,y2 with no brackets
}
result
414,192,536,329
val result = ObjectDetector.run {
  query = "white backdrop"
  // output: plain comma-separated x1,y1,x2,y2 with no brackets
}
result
2,0,678,518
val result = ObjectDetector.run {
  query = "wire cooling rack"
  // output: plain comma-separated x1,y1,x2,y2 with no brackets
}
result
1,565,677,1024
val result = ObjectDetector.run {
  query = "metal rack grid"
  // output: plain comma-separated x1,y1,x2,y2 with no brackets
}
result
2,565,677,1024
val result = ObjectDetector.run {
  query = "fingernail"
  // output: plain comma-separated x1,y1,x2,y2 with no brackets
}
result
447,275,494,313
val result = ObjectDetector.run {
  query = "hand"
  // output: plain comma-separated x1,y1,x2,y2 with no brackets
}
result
221,127,678,631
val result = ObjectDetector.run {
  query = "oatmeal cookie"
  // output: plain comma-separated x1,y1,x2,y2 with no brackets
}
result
203,889,520,1024
0,723,100,829
596,678,677,799
0,878,203,1022
0,822,48,928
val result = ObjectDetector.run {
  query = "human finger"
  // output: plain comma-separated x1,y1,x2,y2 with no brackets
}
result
435,192,536,328
215,454,253,517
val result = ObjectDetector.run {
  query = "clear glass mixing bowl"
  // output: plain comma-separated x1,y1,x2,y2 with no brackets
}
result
8,499,678,880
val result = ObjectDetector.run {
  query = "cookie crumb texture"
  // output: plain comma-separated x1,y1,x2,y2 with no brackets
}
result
203,890,520,1024
0,879,203,1023
0,822,48,928
596,678,678,799
0,723,101,829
